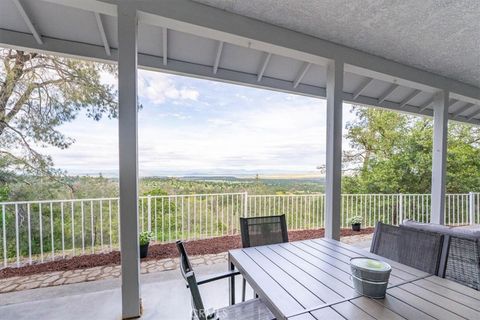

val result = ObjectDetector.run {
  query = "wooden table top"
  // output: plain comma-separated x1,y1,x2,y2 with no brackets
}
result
228,238,480,320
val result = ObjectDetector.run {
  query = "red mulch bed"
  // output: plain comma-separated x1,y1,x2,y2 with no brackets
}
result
0,228,373,279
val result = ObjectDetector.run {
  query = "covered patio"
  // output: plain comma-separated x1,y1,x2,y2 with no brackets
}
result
0,0,479,319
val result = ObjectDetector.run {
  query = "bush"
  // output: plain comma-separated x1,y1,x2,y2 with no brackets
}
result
139,231,153,246
348,215,363,225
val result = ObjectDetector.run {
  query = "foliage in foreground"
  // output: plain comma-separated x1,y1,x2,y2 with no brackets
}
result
343,107,480,194
0,49,117,184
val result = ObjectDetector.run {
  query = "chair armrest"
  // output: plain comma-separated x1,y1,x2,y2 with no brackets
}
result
187,270,241,288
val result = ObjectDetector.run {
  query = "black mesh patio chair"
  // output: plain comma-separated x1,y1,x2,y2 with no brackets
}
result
370,221,401,262
441,235,480,290
398,225,444,274
371,222,444,274
240,215,289,248
239,215,289,301
176,241,274,320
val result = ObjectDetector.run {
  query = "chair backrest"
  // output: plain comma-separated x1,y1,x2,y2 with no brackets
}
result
176,241,211,320
370,221,401,262
176,240,193,274
398,225,444,274
442,235,480,290
240,214,288,248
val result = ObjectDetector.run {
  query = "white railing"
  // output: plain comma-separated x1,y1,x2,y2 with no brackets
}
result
1,192,479,268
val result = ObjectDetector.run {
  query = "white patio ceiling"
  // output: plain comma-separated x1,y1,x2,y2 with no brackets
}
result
0,0,479,126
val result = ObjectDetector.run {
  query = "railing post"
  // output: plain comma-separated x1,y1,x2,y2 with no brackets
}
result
398,193,404,225
469,192,474,225
244,192,248,217
147,195,152,232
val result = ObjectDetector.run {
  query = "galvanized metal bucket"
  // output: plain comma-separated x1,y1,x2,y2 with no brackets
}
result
350,257,391,299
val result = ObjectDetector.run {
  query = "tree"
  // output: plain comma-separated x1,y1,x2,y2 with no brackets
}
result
343,106,480,194
0,49,117,180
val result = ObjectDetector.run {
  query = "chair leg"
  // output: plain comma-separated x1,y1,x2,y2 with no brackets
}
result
228,260,235,305
242,277,246,302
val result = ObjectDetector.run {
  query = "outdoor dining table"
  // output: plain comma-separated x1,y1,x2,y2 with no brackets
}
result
228,237,480,320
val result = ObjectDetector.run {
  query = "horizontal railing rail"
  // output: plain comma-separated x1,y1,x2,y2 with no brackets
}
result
1,192,479,268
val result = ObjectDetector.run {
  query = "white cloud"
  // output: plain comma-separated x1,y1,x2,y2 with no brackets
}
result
41,72,360,176
137,99,329,175
99,71,117,87
138,70,199,105
207,118,234,126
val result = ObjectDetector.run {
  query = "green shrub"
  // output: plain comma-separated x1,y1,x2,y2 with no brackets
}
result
348,215,363,225
139,231,153,246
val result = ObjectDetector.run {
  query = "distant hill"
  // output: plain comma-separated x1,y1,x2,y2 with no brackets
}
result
165,175,325,183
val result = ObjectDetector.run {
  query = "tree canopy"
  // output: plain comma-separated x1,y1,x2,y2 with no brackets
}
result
0,49,117,181
343,107,480,194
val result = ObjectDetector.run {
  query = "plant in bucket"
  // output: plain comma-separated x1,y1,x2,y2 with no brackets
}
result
348,215,363,231
139,231,154,258
350,257,391,298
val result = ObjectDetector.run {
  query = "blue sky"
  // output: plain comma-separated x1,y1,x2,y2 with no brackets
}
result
45,69,356,177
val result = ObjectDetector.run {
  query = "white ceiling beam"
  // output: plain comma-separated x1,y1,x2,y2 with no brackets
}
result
293,62,311,88
346,92,480,126
257,52,272,82
443,99,457,112
447,99,459,111
162,27,168,65
452,103,475,119
447,99,460,111
450,93,480,107
419,98,434,112
2,27,479,128
352,77,374,100
94,12,111,56
11,0,43,45
212,41,223,74
346,92,428,116
419,97,455,112
142,56,327,100
127,0,480,102
399,89,422,108
43,0,116,16
0,28,326,98
467,107,480,121
41,0,480,102
377,84,399,104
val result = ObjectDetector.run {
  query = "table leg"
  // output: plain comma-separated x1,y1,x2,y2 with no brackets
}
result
242,277,246,302
228,255,235,305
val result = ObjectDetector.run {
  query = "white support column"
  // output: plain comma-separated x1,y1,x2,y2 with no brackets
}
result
430,90,449,225
117,4,141,319
325,59,343,240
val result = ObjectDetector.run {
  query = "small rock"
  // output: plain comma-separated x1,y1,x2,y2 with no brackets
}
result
1,283,19,293
163,260,176,269
17,281,41,291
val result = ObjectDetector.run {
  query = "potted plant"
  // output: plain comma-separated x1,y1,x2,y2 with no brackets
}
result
348,216,363,231
139,231,154,258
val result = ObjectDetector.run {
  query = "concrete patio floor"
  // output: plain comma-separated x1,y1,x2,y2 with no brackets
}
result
0,262,250,320
0,235,372,320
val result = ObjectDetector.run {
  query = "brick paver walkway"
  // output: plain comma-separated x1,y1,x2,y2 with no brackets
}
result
0,234,372,294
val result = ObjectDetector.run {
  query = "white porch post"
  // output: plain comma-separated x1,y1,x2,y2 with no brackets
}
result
430,90,449,225
118,4,141,319
325,59,344,240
